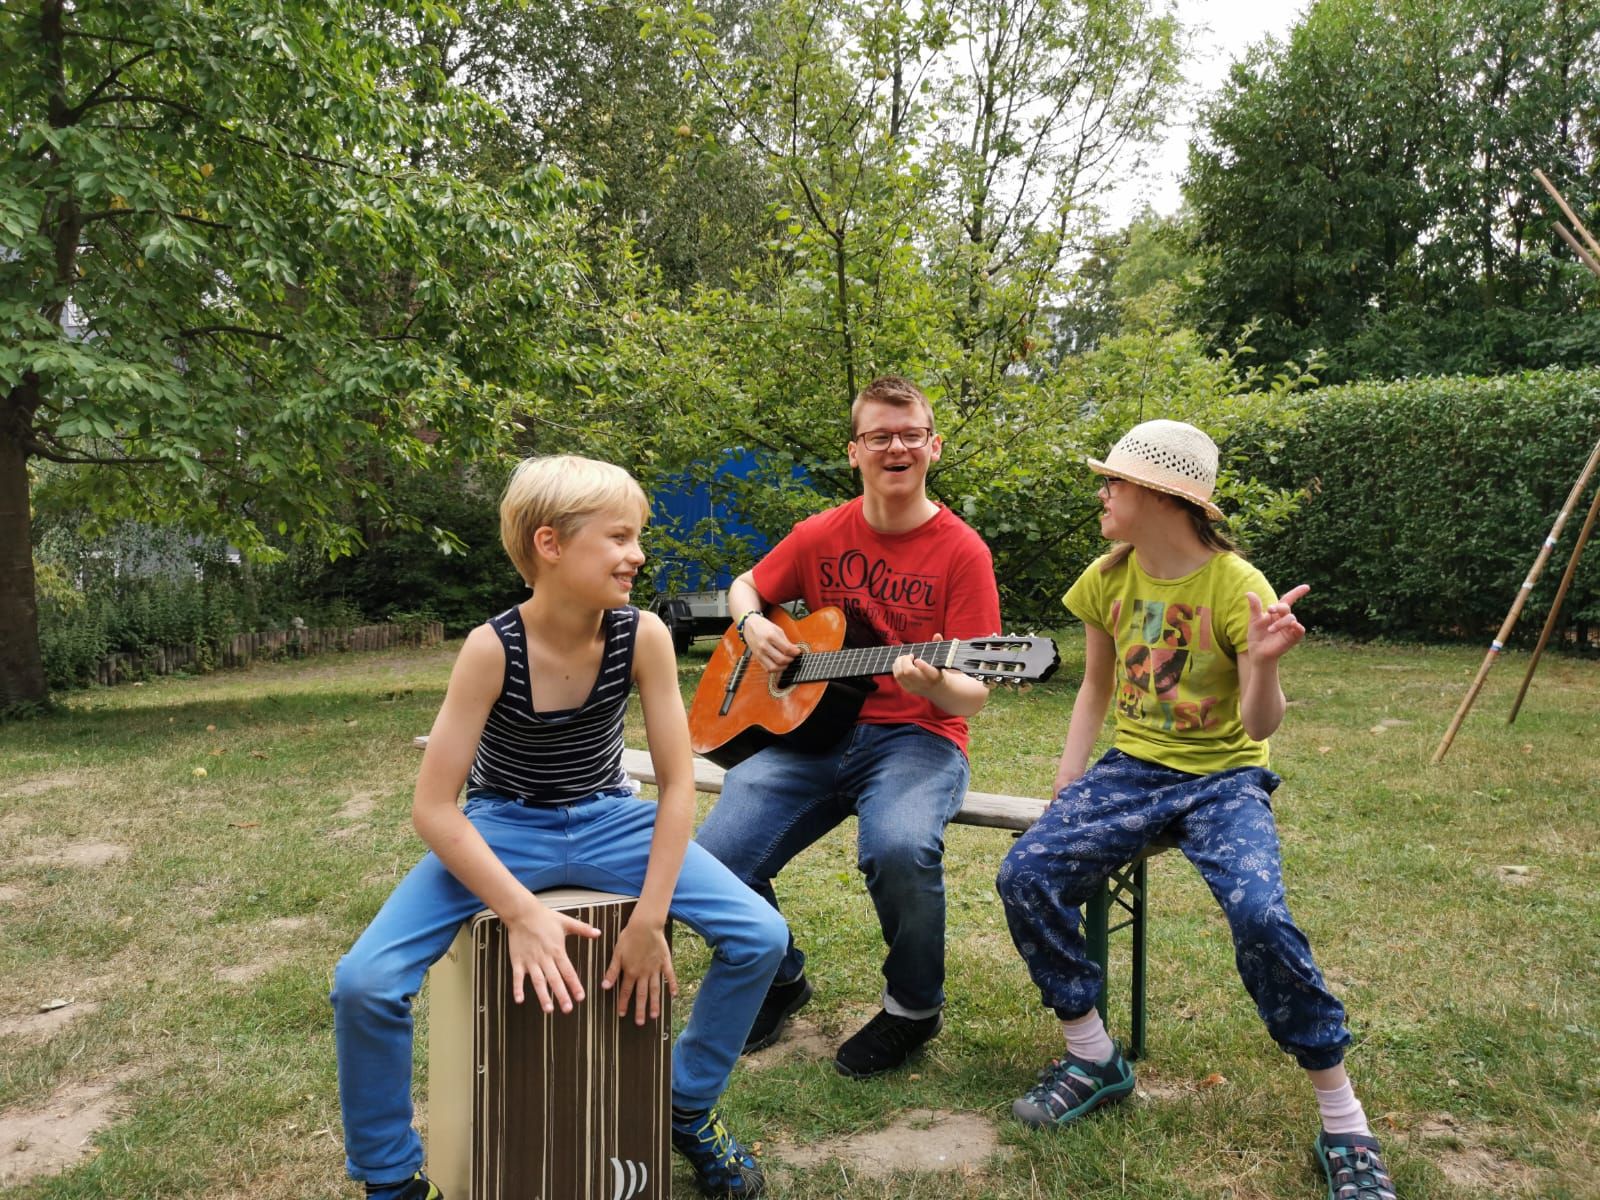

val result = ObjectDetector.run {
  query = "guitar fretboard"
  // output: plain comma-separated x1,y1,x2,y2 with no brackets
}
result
781,639,959,686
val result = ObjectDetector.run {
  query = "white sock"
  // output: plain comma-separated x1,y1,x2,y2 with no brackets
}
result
1061,1010,1116,1064
1314,1079,1370,1136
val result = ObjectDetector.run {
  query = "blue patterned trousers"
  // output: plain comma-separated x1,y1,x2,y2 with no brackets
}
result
996,748,1351,1070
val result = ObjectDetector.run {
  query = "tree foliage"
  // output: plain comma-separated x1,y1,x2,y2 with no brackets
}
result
1,0,584,706
576,0,1193,620
1050,206,1205,354
1185,0,1600,380
1234,369,1600,641
425,0,780,294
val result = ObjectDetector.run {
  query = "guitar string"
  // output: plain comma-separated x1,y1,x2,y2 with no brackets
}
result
744,640,954,687
733,638,1037,686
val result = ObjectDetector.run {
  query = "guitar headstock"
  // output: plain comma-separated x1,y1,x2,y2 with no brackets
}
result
952,635,1060,684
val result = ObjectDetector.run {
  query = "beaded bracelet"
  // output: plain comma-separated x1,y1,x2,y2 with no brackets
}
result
735,610,763,643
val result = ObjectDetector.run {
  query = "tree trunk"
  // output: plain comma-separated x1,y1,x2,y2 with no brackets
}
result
0,424,46,708
0,1,69,707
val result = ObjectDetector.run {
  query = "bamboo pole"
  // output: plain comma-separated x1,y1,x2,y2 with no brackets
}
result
1553,222,1600,278
1507,476,1600,723
1485,169,1600,731
1534,169,1600,261
1432,431,1600,762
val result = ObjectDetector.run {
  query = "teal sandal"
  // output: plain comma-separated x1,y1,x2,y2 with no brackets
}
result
1314,1131,1396,1200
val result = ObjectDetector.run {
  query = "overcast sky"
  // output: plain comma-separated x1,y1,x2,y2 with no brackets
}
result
1105,0,1310,221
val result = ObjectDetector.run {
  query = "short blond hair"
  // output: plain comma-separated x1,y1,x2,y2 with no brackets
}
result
850,375,937,436
500,455,649,586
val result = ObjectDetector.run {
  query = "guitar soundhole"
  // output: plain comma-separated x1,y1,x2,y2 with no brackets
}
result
766,642,810,698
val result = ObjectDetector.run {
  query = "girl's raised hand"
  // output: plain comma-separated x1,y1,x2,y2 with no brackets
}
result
1246,584,1311,663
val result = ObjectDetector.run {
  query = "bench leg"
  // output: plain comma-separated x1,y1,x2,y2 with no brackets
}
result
1084,858,1150,1061
1129,857,1147,1061
1085,885,1111,1027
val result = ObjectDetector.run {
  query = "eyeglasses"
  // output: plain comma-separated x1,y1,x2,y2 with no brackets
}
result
853,427,933,451
1098,476,1121,495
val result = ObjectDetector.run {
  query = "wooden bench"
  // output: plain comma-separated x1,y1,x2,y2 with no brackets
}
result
412,734,1160,1058
618,748,1164,1060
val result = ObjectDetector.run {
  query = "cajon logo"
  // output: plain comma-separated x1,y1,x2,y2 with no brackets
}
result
609,1156,649,1200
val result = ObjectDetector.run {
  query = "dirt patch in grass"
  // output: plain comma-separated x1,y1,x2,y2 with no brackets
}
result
0,884,23,904
329,791,384,841
742,1017,835,1071
1410,1114,1535,1193
215,955,289,985
0,774,80,800
212,918,316,983
1136,1066,1208,1103
0,1000,100,1040
772,1108,1009,1176
0,1075,129,1186
20,840,129,869
336,791,380,822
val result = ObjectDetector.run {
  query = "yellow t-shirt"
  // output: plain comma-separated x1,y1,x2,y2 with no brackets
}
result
1063,550,1276,775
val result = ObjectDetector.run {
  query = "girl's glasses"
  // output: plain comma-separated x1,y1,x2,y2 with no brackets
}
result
854,427,932,451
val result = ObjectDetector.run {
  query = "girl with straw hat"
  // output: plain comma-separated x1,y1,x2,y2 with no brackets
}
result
995,420,1396,1200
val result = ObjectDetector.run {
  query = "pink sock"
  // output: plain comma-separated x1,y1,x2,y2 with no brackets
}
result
1061,1010,1116,1063
1314,1079,1370,1136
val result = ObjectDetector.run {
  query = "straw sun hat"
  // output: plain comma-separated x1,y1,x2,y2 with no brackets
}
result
1087,419,1224,520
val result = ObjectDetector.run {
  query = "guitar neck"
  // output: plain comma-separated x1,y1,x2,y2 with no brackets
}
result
788,640,960,684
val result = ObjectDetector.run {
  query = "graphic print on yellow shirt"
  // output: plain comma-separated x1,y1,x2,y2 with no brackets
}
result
1113,598,1221,733
1065,551,1275,774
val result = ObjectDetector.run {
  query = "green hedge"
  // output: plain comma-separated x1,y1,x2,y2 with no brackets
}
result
1234,369,1600,643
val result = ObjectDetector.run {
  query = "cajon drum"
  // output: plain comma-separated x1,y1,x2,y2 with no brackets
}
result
427,890,671,1200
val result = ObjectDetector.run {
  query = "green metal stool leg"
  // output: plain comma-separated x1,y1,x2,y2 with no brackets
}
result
1085,883,1111,1025
1129,856,1148,1060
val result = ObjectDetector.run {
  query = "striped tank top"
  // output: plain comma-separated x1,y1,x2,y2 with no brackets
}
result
465,604,638,805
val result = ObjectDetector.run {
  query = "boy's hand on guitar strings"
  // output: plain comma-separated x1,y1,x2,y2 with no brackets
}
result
893,635,944,697
744,615,801,673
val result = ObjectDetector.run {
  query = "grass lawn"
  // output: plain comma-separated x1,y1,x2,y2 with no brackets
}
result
1,635,1597,1198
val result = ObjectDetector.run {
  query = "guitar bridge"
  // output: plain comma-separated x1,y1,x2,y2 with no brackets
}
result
720,651,750,716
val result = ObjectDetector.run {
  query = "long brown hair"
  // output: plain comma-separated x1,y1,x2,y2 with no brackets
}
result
1099,493,1239,572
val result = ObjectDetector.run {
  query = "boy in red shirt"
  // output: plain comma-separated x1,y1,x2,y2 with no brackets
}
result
696,375,1001,1078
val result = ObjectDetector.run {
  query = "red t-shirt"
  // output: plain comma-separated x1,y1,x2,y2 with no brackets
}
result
751,497,1001,754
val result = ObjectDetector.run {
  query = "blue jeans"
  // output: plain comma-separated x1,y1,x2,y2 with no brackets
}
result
331,788,788,1186
695,723,971,1015
996,749,1351,1070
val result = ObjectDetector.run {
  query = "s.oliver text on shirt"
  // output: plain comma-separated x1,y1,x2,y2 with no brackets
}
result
818,549,939,610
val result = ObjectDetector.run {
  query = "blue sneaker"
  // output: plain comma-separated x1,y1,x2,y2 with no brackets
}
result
365,1173,441,1200
1011,1050,1135,1128
1314,1131,1396,1199
670,1106,765,1197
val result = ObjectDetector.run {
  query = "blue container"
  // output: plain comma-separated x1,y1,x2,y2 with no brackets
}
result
649,451,777,648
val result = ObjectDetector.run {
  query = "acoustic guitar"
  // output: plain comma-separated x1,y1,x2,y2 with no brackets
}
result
688,606,1060,768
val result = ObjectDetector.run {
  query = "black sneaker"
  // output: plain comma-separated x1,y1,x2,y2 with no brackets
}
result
670,1106,766,1197
833,1008,942,1078
741,973,813,1054
1314,1131,1397,1200
366,1173,442,1200
1011,1050,1135,1128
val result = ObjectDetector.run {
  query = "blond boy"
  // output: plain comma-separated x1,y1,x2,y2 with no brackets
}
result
332,456,785,1199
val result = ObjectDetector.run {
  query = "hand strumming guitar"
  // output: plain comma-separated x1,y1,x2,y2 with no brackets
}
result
742,613,802,675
